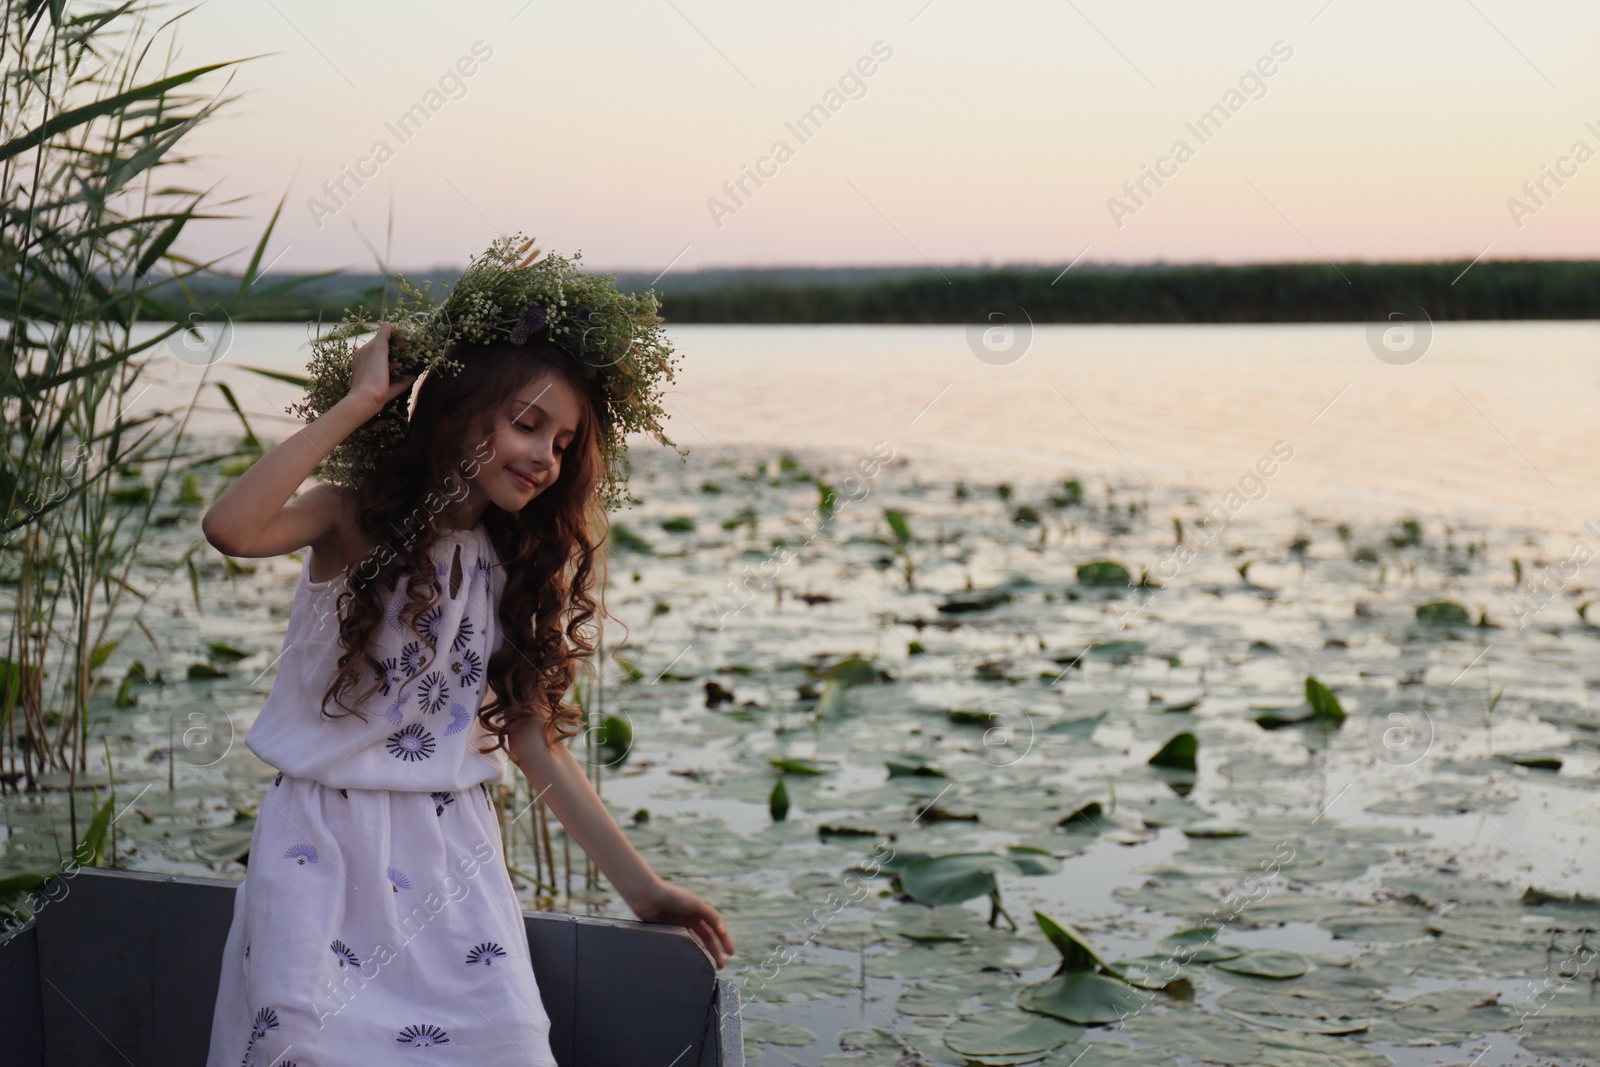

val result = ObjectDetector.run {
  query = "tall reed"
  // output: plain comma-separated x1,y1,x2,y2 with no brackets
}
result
0,0,285,846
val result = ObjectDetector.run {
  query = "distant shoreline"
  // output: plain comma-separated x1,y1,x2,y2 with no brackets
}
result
154,259,1599,324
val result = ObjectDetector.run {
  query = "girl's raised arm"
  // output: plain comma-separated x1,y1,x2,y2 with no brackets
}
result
201,323,416,558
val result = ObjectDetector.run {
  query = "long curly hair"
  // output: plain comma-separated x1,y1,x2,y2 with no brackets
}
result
315,337,614,757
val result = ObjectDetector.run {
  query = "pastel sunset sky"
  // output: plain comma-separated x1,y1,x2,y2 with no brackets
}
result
164,0,1598,275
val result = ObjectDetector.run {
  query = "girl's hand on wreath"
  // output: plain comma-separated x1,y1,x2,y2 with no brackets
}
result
629,880,736,968
348,322,417,414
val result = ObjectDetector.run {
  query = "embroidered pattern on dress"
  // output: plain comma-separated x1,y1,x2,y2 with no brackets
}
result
376,655,406,696
445,703,472,736
451,615,475,653
418,671,450,714
383,693,405,726
272,771,283,788
466,941,507,966
241,1005,279,1065
331,939,362,968
396,1023,450,1047
451,649,483,688
418,604,445,647
386,723,436,761
430,791,455,816
387,865,411,892
399,640,428,675
284,843,319,865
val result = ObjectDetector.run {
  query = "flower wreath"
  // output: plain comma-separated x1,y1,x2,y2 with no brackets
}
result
288,233,684,510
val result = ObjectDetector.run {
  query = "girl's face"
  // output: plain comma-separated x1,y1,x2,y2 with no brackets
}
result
470,369,583,511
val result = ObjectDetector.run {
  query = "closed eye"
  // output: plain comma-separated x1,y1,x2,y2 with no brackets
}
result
513,415,569,453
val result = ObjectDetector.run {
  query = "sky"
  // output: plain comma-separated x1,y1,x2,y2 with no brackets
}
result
151,0,1599,276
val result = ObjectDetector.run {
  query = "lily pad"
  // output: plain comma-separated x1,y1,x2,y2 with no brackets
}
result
1156,927,1244,963
1212,949,1310,979
191,812,255,863
1018,971,1153,1025
1005,845,1063,875
1148,732,1198,771
1393,989,1520,1033
901,853,1024,906
941,1007,1083,1058
886,752,947,778
1077,560,1132,587
1415,600,1471,626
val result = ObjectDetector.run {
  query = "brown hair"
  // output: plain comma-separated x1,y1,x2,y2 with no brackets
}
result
316,337,614,756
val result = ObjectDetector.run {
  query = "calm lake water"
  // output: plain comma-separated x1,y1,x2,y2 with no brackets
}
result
138,320,1598,535
9,320,1600,1066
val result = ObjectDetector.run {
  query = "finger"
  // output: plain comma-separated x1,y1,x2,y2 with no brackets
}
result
692,920,722,966
701,906,734,954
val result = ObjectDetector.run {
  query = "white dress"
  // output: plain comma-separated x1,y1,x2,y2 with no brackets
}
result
205,524,557,1067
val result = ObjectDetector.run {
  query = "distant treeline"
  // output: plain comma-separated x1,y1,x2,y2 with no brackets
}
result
654,260,1600,324
168,260,1599,324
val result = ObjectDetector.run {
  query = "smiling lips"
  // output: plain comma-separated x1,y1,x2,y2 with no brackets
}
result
508,468,537,492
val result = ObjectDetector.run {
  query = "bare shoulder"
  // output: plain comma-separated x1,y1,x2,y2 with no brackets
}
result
304,483,375,584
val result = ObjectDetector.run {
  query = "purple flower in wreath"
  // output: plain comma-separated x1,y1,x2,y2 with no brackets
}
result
570,306,597,324
509,303,548,344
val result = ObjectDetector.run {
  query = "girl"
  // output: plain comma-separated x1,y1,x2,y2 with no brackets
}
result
201,319,733,1066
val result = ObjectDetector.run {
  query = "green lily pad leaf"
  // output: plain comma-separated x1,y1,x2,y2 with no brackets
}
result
946,707,998,726
1182,823,1249,839
1521,1021,1600,1059
1018,972,1153,1025
1303,676,1346,726
902,853,1023,906
1155,927,1244,963
1005,845,1063,876
941,1007,1083,1058
897,981,973,1017
1254,710,1311,730
1148,732,1198,771
187,662,227,680
1415,600,1471,625
1055,799,1104,828
886,752,947,778
824,654,890,686
1212,949,1309,979
1085,639,1144,664
1216,988,1381,1036
1077,560,1132,587
938,585,1014,614
875,902,986,943
1122,1008,1270,1064
1393,989,1520,1033
1498,754,1563,771
768,757,830,775
1319,909,1433,941
1044,713,1107,738
1033,911,1118,975
769,777,789,821
1104,956,1200,993
191,812,255,863
742,1017,815,1046
206,641,250,663
866,850,933,877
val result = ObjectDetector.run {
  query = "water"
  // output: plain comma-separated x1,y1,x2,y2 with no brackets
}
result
137,320,1598,533
11,320,1600,1066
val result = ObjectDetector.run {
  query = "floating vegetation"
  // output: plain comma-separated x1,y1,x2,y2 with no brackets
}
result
9,439,1598,1067
1076,560,1132,587
1415,599,1471,625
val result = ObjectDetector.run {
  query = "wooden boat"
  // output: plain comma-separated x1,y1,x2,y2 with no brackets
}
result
0,866,742,1066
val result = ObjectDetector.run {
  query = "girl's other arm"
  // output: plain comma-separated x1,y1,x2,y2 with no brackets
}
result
504,699,736,967
201,323,415,558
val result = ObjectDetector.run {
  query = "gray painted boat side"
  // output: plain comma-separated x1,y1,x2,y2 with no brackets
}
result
0,866,741,1067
